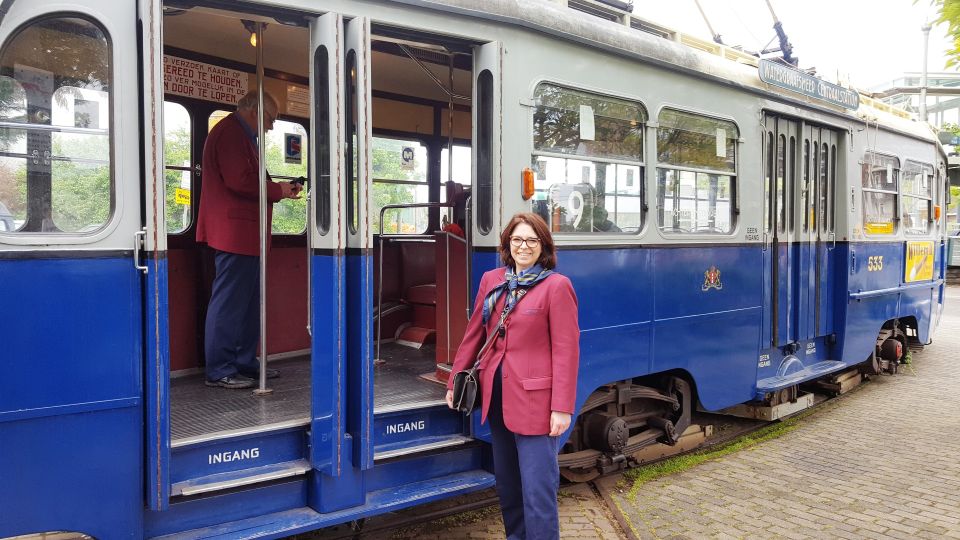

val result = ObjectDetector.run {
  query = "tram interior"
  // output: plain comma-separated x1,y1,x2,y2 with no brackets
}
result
162,5,474,444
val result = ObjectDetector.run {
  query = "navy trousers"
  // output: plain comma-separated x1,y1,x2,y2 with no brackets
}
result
204,250,261,381
488,365,561,540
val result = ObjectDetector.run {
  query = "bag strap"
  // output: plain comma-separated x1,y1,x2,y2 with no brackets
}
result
470,286,531,369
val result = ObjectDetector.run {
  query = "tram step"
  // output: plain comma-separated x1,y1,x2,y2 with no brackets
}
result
754,360,846,399
373,404,467,458
374,434,475,462
171,458,311,497
150,469,496,539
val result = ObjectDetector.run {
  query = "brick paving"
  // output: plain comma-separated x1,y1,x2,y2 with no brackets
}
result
606,287,960,539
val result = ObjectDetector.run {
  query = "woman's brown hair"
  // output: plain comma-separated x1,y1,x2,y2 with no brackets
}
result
498,212,557,270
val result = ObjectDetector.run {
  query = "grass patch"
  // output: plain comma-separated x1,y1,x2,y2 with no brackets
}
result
622,407,822,501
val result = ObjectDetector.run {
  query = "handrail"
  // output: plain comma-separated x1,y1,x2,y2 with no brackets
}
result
848,279,944,300
375,201,454,364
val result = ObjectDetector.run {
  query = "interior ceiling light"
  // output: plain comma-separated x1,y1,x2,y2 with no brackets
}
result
241,19,265,47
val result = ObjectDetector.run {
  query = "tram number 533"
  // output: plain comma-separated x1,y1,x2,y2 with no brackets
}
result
867,255,884,272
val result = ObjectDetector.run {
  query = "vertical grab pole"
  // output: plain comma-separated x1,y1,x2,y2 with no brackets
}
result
255,21,272,396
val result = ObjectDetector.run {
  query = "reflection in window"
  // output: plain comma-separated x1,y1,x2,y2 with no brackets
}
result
0,17,112,234
901,161,933,235
372,137,428,234
533,83,644,161
531,84,645,233
657,110,737,234
862,152,898,235
164,101,191,234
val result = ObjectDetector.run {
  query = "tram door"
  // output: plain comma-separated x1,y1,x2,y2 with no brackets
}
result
308,13,349,479
807,125,839,339
765,114,839,351
0,0,152,533
341,15,377,471
766,115,800,348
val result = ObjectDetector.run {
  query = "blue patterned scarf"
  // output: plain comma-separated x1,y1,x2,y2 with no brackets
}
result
482,264,553,325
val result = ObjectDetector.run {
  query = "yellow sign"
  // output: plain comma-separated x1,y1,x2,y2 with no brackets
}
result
864,221,894,235
175,188,191,206
904,240,934,283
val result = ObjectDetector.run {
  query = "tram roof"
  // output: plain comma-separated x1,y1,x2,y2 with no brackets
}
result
398,0,937,143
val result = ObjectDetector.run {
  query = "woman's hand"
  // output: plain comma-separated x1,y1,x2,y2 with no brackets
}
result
549,411,571,436
446,389,454,409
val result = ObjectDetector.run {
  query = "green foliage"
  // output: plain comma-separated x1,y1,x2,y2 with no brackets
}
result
933,0,960,67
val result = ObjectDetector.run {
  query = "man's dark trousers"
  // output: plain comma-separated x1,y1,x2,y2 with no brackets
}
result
488,365,561,540
205,249,260,381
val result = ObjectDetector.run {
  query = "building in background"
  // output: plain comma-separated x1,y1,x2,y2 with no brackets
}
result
871,72,960,130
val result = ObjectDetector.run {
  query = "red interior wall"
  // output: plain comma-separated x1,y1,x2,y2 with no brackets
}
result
167,246,310,372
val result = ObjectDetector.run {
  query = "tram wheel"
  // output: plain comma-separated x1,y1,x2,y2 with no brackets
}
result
560,466,600,482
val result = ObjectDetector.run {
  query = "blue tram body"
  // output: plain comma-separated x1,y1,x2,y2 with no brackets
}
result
0,0,949,538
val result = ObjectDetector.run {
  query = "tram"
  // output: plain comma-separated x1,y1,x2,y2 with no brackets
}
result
0,0,948,538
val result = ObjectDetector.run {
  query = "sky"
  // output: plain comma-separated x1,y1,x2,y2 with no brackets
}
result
634,0,955,90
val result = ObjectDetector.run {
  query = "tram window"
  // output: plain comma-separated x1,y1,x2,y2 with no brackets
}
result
777,134,786,234
531,83,645,233
441,145,471,227
314,45,330,235
532,83,645,160
533,156,641,232
372,137,428,234
0,16,113,235
346,50,359,235
268,119,308,234
656,110,737,234
862,152,898,235
802,140,810,232
764,131,773,233
209,110,308,234
476,69,493,235
901,160,933,235
164,102,192,234
789,136,796,232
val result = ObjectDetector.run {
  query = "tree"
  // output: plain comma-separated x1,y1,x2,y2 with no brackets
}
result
932,0,960,67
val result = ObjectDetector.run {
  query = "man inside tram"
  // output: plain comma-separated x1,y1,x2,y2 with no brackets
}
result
196,90,303,389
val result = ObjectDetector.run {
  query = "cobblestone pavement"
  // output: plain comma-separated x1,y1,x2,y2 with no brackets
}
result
606,287,960,539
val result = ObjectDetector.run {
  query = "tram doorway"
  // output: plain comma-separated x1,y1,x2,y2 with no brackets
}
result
149,2,482,507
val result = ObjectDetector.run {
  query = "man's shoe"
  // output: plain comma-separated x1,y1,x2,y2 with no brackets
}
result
205,376,255,389
239,368,280,380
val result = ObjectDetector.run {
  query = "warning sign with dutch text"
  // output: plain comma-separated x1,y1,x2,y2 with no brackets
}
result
163,55,249,106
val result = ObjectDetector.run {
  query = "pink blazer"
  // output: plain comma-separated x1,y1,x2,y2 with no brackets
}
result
196,113,283,256
448,267,580,435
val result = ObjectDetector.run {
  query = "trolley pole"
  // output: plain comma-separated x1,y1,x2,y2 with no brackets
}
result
921,21,932,123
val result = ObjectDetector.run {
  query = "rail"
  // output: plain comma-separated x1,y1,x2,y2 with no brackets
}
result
848,279,945,301
375,202,455,364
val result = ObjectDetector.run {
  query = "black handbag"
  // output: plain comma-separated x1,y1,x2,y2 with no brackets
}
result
450,289,528,414
451,363,480,414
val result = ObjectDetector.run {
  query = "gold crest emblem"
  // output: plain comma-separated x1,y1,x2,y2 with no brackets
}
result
702,265,722,291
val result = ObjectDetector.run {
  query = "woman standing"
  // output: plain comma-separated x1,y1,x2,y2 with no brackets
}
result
446,212,579,540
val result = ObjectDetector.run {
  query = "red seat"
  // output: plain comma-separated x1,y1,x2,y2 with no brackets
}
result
405,284,436,305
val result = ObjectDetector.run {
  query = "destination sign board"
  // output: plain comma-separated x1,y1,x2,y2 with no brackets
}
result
759,59,859,110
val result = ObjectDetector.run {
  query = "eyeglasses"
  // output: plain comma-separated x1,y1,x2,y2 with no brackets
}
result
509,236,540,248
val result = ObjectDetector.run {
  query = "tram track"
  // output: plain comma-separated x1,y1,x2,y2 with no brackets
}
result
297,380,863,540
